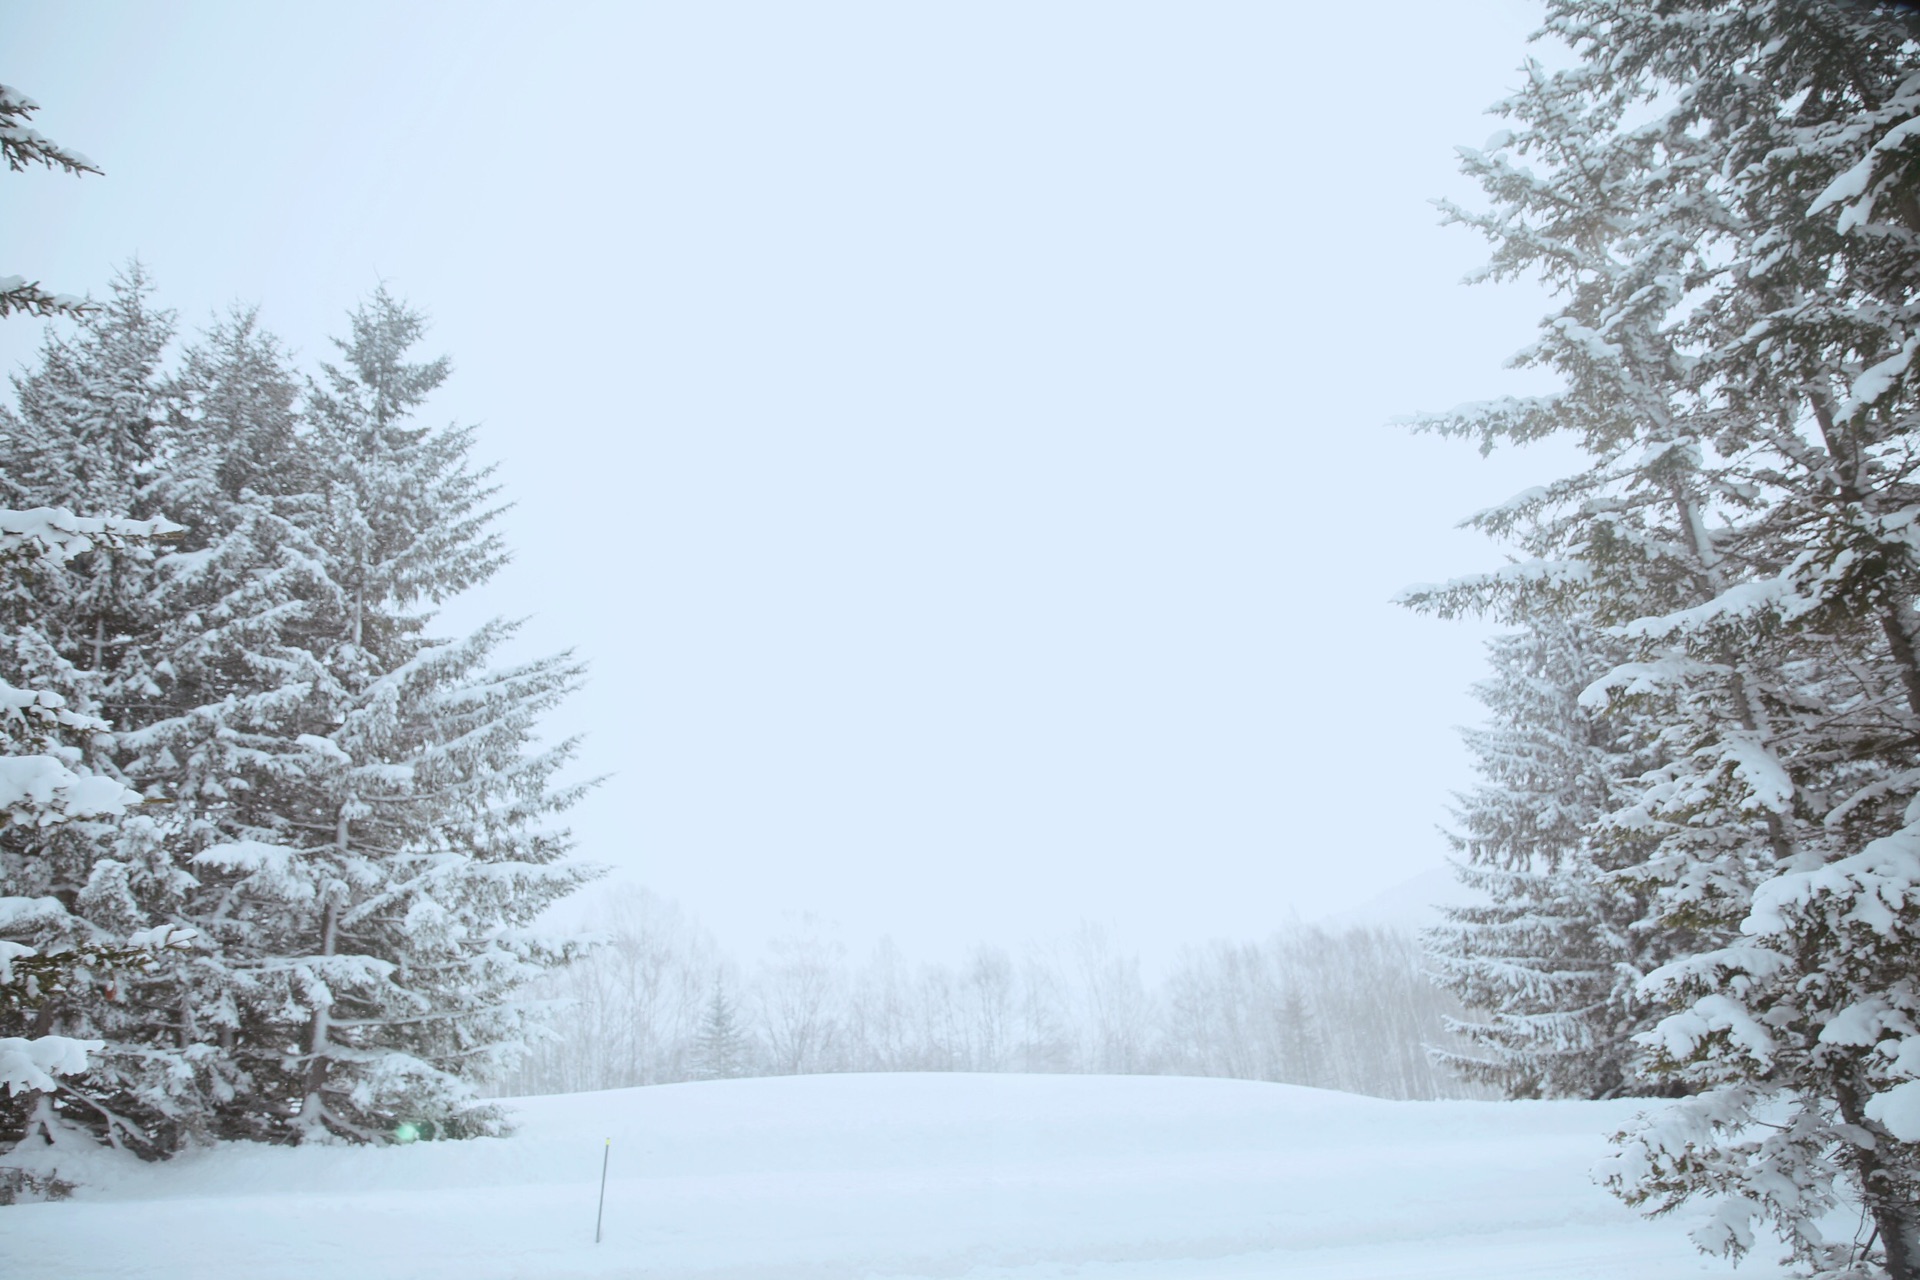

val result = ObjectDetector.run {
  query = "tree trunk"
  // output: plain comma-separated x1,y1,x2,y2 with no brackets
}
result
298,899,338,1132
1835,1065,1920,1280
297,809,346,1137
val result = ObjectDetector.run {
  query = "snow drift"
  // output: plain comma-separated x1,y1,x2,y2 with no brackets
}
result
1,1072,1785,1279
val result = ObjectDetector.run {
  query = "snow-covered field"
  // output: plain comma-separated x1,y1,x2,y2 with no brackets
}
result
3,1073,1787,1279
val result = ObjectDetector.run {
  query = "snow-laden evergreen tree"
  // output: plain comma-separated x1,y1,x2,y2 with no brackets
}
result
0,82,185,1156
0,84,100,320
1412,2,1920,1274
1425,612,1682,1100
104,310,331,1145
0,508,185,1162
693,981,749,1081
173,288,596,1143
0,278,595,1154
2,265,173,670
0,273,209,1156
1273,982,1324,1089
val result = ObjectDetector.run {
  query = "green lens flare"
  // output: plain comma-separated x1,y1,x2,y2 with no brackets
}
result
394,1122,420,1143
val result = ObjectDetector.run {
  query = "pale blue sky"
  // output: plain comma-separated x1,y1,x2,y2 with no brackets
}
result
2,2,1570,966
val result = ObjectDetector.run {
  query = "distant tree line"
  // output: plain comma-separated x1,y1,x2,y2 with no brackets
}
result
493,888,1489,1101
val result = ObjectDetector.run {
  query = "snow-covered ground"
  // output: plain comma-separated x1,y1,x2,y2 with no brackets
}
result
3,1073,1787,1279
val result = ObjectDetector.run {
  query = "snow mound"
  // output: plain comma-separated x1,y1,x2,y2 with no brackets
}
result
1,1072,1784,1279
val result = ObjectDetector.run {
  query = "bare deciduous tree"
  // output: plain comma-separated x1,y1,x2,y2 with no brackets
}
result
494,892,1489,1102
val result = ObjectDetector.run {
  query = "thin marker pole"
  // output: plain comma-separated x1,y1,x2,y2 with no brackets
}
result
595,1137,611,1244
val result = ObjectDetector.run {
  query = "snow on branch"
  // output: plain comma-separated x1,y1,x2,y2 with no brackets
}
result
0,756,139,828
0,84,99,176
1397,558,1593,619
0,1034,103,1095
0,506,184,563
1577,655,1727,708
1744,826,1920,940
0,276,97,320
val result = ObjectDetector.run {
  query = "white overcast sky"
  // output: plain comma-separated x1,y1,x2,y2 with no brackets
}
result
2,1,1574,967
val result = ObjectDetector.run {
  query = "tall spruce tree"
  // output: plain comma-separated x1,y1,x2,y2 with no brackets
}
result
115,310,334,1145
1413,2,1920,1274
0,93,195,1161
1424,612,1680,1100
0,270,207,1155
174,288,596,1143
2,278,597,1156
